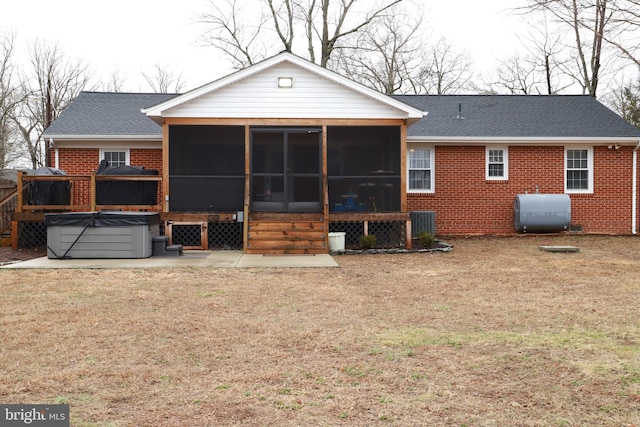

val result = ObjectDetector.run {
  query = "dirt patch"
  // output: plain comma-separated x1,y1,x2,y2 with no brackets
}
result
1,235,639,426
0,246,46,265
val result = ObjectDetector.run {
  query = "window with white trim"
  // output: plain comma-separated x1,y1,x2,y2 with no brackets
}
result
100,149,129,167
407,146,434,192
486,146,508,180
565,147,593,193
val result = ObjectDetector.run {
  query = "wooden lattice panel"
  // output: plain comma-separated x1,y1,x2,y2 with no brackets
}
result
167,221,208,250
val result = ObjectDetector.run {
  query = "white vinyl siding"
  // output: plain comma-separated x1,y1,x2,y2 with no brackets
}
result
486,146,508,180
165,63,409,119
407,145,434,193
565,147,593,193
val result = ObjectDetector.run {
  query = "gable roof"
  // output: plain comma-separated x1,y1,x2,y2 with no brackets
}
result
43,92,178,140
394,95,640,141
142,52,425,123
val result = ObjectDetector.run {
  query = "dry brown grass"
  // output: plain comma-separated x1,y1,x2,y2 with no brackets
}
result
1,235,640,426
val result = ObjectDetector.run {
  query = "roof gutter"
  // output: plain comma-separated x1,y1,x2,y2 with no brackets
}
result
633,141,640,235
406,136,640,145
42,134,162,141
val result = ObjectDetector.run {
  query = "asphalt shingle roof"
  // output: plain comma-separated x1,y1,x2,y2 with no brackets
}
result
45,92,640,140
393,94,640,138
43,91,178,137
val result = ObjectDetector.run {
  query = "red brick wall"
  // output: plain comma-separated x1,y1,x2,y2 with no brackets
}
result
57,148,100,174
131,148,163,174
577,146,635,234
407,145,640,235
56,145,640,235
131,149,163,200
57,148,163,174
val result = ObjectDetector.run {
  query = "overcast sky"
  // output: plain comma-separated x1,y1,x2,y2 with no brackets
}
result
1,0,523,92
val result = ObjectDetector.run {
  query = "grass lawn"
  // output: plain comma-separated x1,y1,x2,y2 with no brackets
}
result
1,235,639,426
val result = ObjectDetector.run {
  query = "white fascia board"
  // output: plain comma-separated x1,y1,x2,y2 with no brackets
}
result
142,52,426,121
53,140,162,149
407,136,640,145
45,134,162,141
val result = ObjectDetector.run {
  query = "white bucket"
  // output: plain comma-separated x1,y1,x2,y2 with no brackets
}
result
328,232,346,252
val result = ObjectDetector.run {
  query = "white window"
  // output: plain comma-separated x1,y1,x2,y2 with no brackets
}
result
486,146,508,180
565,147,593,193
407,145,434,193
100,149,129,167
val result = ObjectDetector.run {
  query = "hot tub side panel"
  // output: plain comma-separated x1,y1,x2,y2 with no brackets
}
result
45,212,161,259
47,224,160,259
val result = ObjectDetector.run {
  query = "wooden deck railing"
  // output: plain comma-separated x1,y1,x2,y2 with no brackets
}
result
0,187,17,235
16,171,163,213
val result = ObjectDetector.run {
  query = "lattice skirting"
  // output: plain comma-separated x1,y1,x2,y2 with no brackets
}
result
16,219,404,251
329,220,406,248
168,221,243,250
17,222,47,249
208,221,243,250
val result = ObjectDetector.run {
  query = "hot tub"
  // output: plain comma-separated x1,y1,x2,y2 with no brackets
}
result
45,211,160,259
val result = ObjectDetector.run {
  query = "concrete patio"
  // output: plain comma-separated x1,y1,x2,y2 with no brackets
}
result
0,251,339,269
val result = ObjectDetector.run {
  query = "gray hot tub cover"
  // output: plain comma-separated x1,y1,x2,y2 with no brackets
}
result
44,211,160,227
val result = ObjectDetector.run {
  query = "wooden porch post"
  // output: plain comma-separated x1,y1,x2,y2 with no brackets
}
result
400,122,407,213
16,171,23,213
400,122,410,248
13,171,23,250
11,221,18,250
322,125,329,251
162,119,170,213
243,124,250,253
90,172,97,212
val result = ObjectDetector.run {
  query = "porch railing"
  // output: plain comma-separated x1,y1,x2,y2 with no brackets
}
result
0,186,17,236
16,171,163,213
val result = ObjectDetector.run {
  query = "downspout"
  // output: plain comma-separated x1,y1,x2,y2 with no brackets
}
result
49,138,59,169
633,142,640,235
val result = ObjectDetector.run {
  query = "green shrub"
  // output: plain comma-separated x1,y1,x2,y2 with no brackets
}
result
360,234,377,249
416,231,435,248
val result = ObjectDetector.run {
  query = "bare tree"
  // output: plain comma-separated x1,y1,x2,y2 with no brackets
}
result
481,19,575,95
611,74,640,127
603,0,640,67
268,0,295,52
0,32,27,169
523,0,617,97
489,55,543,95
99,70,127,93
198,0,405,69
332,9,422,94
141,64,185,93
416,38,473,95
11,40,92,168
524,19,576,94
311,0,404,68
198,0,271,69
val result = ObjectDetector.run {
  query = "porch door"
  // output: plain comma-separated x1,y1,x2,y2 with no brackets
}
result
251,128,322,212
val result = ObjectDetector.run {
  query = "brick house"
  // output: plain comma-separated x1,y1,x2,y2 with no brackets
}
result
31,52,640,253
395,95,640,235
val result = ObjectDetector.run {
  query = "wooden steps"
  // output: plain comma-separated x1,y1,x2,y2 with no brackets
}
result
246,213,326,254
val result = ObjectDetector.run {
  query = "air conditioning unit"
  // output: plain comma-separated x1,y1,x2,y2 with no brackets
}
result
410,211,436,237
